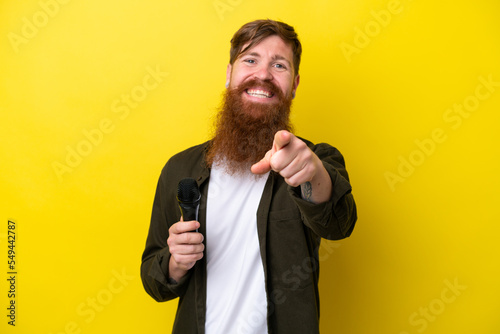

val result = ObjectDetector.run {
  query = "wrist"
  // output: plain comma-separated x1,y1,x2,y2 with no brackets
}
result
305,163,332,204
168,256,188,283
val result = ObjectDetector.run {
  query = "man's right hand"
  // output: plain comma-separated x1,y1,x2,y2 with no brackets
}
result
167,219,205,283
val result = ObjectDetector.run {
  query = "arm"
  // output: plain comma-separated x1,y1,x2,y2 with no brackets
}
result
291,143,357,240
140,171,203,302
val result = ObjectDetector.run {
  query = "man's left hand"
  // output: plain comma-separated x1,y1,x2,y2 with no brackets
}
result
251,130,332,204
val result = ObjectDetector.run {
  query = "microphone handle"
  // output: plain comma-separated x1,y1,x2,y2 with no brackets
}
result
178,201,200,233
178,202,199,221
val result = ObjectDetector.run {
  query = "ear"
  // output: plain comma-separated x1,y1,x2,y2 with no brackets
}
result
292,74,300,96
226,64,232,88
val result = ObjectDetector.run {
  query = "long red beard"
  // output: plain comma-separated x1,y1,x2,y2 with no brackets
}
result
206,79,294,175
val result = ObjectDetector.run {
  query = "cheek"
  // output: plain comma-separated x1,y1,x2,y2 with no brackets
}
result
230,72,245,86
279,81,292,95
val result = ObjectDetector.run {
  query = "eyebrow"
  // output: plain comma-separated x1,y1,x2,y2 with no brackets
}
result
243,52,292,67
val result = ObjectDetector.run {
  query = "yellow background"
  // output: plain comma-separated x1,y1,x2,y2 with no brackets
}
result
1,0,499,333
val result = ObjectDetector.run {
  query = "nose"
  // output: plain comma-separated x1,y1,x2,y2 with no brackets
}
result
253,64,273,81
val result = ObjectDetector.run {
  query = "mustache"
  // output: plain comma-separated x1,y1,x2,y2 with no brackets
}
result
235,78,285,99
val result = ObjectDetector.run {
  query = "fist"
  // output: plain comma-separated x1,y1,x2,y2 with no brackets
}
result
167,219,204,272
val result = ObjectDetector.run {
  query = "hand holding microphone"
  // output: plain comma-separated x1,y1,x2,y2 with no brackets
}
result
167,178,205,282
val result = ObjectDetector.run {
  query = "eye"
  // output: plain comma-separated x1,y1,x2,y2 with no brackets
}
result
243,59,256,64
274,63,287,70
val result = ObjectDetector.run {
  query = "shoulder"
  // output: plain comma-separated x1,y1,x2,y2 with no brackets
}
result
163,141,209,171
168,141,209,164
159,141,210,179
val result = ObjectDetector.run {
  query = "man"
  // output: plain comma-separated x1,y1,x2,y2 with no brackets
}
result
141,19,357,334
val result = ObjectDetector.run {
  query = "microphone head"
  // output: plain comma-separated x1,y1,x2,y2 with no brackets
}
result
177,178,201,203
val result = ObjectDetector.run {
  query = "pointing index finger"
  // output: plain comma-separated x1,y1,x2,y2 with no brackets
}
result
274,130,293,151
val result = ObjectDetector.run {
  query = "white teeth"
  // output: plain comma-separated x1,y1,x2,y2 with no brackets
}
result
246,89,273,98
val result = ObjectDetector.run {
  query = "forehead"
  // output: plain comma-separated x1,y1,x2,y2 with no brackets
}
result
240,35,294,62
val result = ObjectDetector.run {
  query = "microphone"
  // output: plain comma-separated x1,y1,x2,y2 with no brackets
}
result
177,178,201,223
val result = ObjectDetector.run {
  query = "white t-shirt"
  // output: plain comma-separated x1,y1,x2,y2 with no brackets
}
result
205,163,269,334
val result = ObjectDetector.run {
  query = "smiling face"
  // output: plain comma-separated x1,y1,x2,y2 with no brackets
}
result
226,35,300,106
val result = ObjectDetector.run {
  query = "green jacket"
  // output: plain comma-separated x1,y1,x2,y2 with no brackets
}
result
141,139,357,333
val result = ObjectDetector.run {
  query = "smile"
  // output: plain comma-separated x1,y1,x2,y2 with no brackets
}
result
245,89,274,99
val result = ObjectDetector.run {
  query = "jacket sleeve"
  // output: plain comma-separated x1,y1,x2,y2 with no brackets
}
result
140,164,193,302
288,142,357,240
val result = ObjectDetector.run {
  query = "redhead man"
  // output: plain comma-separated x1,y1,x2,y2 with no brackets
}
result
141,19,357,334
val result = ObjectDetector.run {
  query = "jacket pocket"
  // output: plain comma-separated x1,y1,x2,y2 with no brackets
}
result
267,209,317,290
